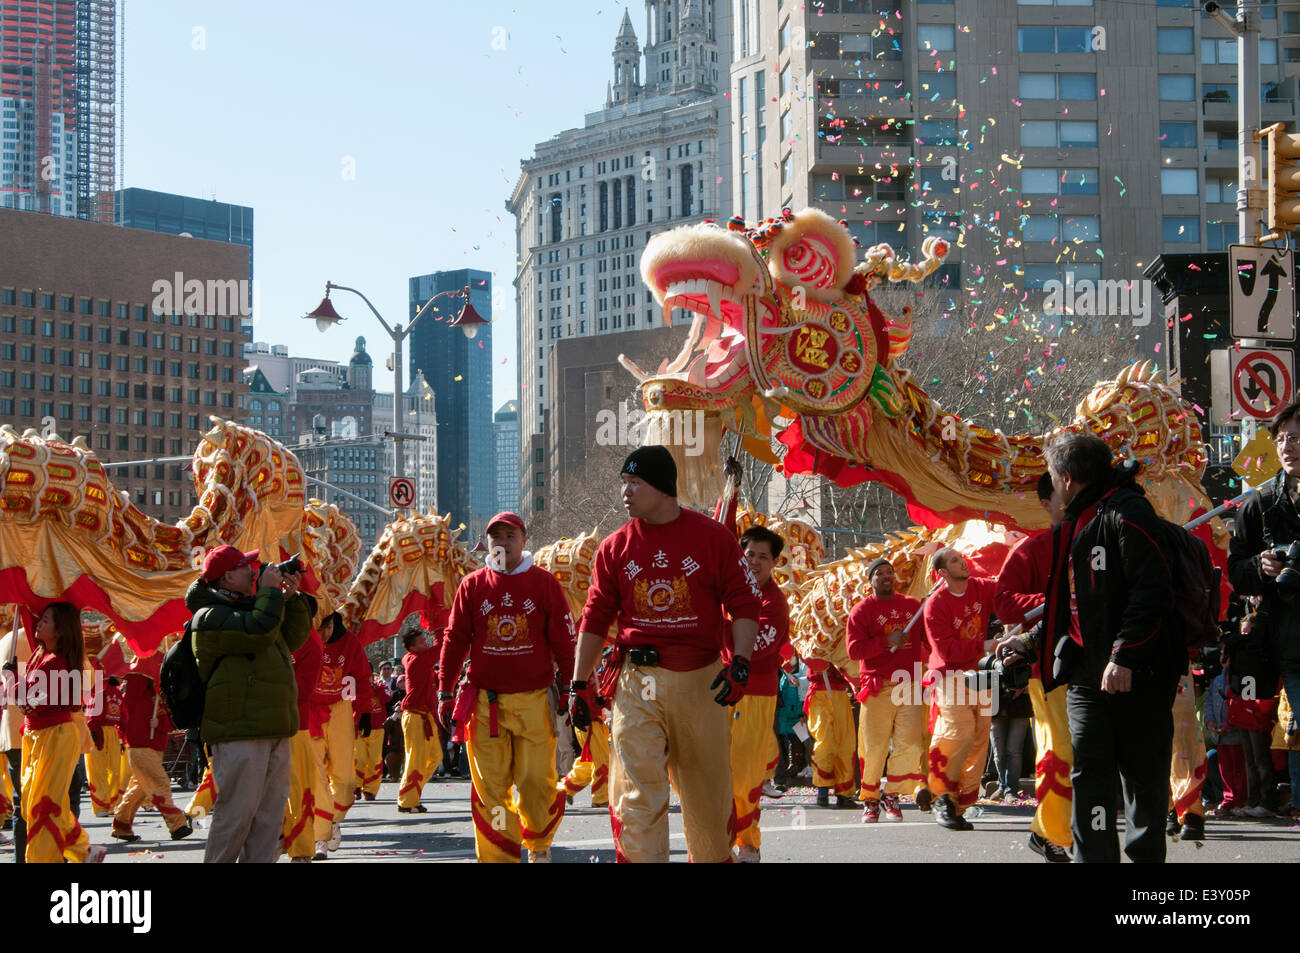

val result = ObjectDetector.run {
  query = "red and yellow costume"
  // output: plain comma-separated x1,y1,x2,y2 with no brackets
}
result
441,554,575,862
846,591,926,803
310,627,372,826
85,676,126,816
563,720,611,806
804,662,856,796
728,578,790,849
398,640,442,809
112,660,189,839
283,627,325,858
996,532,1072,849
19,648,91,863
582,508,763,862
355,675,391,799
1169,661,1207,824
923,577,997,813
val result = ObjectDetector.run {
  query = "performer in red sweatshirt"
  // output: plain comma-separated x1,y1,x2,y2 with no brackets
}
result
804,658,856,807
397,625,441,812
282,625,325,861
437,512,576,863
847,558,928,822
85,671,126,817
571,446,762,863
112,650,191,843
310,612,373,854
355,667,391,801
922,548,998,831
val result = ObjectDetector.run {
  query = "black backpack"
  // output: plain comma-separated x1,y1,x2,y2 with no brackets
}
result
1161,519,1222,651
159,621,205,732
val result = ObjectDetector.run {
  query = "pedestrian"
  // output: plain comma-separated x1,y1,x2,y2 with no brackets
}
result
1205,662,1246,817
1002,433,1181,862
188,545,313,863
436,511,575,863
923,547,998,831
847,557,928,823
570,445,762,863
283,622,325,862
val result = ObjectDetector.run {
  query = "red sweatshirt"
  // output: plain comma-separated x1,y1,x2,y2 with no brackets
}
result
440,557,576,695
580,508,763,671
994,531,1051,627
923,577,998,674
402,648,438,714
846,593,925,679
292,628,324,730
122,672,171,750
723,578,790,696
312,630,373,717
359,677,391,726
20,650,80,732
87,681,125,732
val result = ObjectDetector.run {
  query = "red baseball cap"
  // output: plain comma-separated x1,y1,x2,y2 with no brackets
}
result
485,512,526,535
202,545,259,583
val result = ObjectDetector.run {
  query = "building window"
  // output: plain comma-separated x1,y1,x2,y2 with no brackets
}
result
1158,28,1194,54
1019,73,1096,100
1022,168,1099,195
1160,122,1197,148
1159,75,1195,101
1161,169,1198,195
1163,217,1200,243
918,25,955,51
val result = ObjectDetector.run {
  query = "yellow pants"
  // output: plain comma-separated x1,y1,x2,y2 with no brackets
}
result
85,725,125,816
0,749,12,823
1028,678,1073,848
186,759,217,820
355,730,384,797
928,681,992,814
282,730,320,859
398,710,442,809
113,747,189,837
856,683,926,801
308,734,335,840
1170,662,1207,822
609,662,733,863
319,699,358,821
562,721,611,806
807,689,856,796
20,722,90,863
467,687,565,863
730,693,778,850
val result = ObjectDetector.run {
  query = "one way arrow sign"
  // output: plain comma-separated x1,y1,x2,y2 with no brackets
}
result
1230,244,1296,341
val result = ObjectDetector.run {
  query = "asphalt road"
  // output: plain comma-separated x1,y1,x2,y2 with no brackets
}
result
9,777,1298,865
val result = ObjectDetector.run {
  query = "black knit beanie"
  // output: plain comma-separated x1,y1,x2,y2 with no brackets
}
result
866,558,892,579
621,445,677,498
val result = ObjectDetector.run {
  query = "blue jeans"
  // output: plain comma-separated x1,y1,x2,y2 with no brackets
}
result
990,715,1030,795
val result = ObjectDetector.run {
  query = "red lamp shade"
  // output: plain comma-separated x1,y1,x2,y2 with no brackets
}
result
450,300,489,339
305,294,346,332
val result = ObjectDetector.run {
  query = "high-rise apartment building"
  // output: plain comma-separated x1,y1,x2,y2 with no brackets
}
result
507,1,733,517
0,0,117,220
493,401,519,516
734,0,1298,318
0,207,249,525
408,269,493,541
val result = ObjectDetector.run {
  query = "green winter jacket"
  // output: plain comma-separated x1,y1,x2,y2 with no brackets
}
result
186,579,313,744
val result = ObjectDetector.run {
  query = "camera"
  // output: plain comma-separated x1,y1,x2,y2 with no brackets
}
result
965,650,1031,695
1270,541,1300,600
259,553,303,581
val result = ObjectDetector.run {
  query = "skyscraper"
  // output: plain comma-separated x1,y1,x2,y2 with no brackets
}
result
494,401,519,516
0,0,118,220
408,269,493,541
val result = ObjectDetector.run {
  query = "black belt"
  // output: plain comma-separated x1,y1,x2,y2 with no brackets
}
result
627,647,660,667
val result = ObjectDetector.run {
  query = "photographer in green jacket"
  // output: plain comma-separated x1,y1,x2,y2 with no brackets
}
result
188,545,312,863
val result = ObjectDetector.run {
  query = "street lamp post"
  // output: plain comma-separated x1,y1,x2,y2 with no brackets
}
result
305,282,482,494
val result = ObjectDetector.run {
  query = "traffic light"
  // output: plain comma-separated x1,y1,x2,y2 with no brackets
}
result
1262,122,1300,240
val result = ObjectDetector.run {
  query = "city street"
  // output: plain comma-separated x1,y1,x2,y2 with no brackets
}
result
12,777,1296,865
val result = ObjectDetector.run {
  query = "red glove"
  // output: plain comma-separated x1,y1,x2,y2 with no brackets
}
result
568,680,598,730
436,694,455,733
711,656,750,706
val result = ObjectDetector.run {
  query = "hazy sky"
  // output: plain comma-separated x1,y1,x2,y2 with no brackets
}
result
123,0,636,412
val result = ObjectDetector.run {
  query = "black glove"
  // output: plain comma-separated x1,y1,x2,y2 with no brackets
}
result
90,727,105,750
569,680,597,731
1,658,16,675
358,712,372,738
711,656,750,706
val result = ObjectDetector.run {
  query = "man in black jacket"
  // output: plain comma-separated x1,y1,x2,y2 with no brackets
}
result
1002,432,1181,862
1227,399,1300,814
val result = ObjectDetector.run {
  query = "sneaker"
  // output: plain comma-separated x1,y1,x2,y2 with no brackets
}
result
934,795,973,831
111,828,141,843
761,780,785,799
529,848,552,863
86,845,107,864
860,800,880,823
327,821,342,851
815,787,830,808
882,794,904,821
314,841,328,860
915,788,933,813
1242,805,1274,818
735,845,760,863
1212,803,1237,819
1165,810,1181,837
398,804,429,814
1180,813,1205,840
981,779,1000,799
834,794,855,809
170,824,193,841
1028,832,1070,863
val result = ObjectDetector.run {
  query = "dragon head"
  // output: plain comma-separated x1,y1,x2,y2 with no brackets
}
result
625,208,946,496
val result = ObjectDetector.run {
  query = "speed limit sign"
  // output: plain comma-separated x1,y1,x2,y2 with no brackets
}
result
388,477,415,508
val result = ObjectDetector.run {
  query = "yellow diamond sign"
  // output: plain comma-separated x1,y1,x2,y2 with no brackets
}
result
1233,428,1279,485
